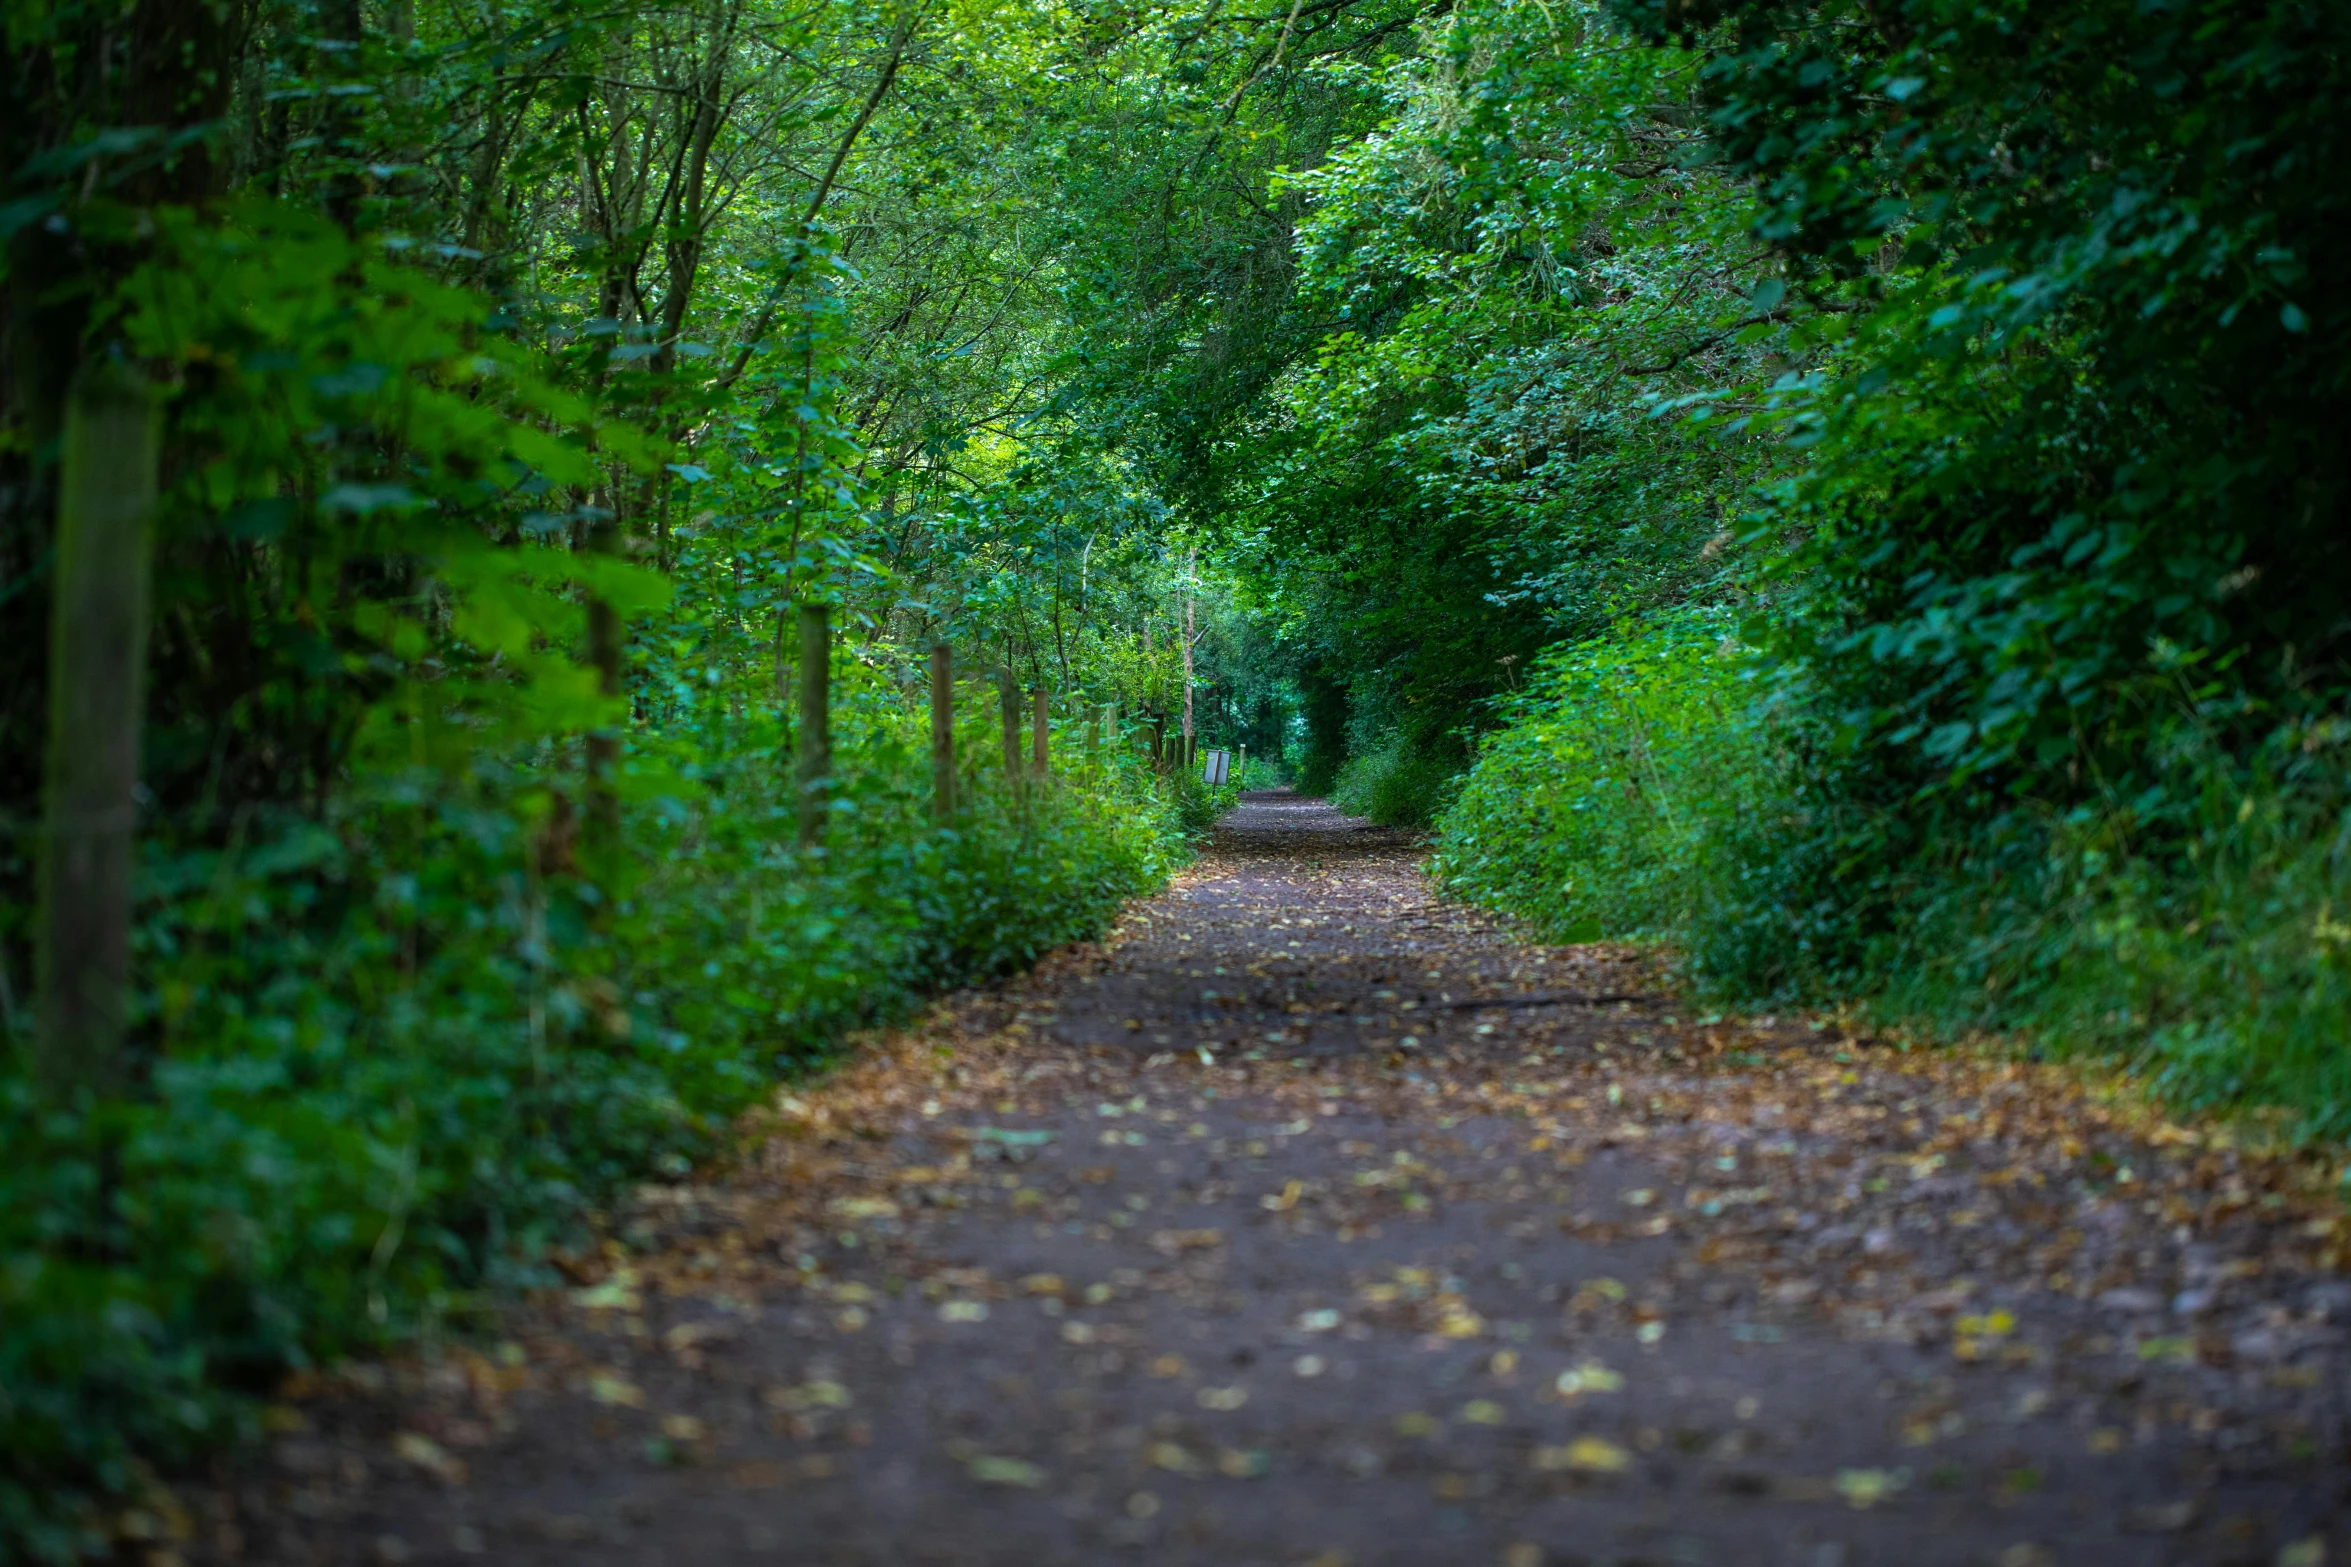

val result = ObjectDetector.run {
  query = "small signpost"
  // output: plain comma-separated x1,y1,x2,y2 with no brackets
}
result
1202,748,1231,787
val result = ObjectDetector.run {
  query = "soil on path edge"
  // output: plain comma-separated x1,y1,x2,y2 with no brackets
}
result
224,792,2351,1567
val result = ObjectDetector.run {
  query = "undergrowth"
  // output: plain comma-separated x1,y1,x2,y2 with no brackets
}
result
1433,613,2351,1141
0,666,1188,1562
1328,734,1463,830
1433,611,1767,937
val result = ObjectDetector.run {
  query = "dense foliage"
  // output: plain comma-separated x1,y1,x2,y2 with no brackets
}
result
1434,610,1769,944
6,0,2347,1551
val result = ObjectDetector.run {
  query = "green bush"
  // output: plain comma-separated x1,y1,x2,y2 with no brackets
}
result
1329,735,1464,830
1166,763,1244,835
1433,613,1768,939
0,671,1183,1561
1850,723,2351,1136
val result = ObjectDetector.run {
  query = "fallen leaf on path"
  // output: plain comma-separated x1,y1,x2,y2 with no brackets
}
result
392,1433,466,1485
1435,1298,1484,1338
1534,1436,1629,1474
1835,1468,1908,1509
1555,1362,1624,1397
586,1372,644,1408
1151,1228,1223,1254
573,1270,642,1312
767,1379,852,1411
967,1456,1046,1487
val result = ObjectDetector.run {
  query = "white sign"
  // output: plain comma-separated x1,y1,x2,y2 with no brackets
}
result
1202,748,1230,786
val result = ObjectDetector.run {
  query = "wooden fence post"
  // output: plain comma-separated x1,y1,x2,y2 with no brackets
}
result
1032,689,1049,777
797,603,830,846
1237,745,1248,786
999,670,1021,781
929,641,953,820
36,364,160,1099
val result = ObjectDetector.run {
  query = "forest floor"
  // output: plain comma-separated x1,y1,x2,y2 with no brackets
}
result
216,793,2351,1567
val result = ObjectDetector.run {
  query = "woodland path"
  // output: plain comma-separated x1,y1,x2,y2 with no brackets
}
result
230,793,2351,1567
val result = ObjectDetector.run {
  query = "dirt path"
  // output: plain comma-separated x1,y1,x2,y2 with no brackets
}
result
228,793,2351,1567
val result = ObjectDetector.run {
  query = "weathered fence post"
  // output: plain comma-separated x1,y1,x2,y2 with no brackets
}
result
1031,688,1049,777
929,641,954,820
797,603,831,846
36,364,160,1100
1237,745,1248,786
999,670,1022,782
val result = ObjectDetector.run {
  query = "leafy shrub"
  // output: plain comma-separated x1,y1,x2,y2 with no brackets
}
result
1849,719,2351,1137
1165,762,1244,835
1434,612,1768,939
1329,735,1464,830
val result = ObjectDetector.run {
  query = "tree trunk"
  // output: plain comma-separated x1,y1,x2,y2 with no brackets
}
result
35,365,160,1100
1181,543,1197,747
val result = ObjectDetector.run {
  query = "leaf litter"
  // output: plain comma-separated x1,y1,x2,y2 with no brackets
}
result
207,794,2351,1565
